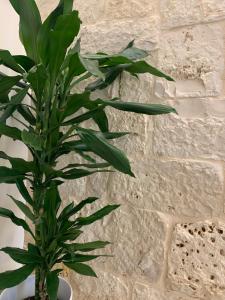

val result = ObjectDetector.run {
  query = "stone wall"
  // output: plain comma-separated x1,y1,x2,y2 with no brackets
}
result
37,1,225,299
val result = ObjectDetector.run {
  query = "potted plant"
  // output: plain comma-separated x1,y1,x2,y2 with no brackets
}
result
0,0,176,299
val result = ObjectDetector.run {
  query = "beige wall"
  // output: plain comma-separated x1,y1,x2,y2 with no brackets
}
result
0,1,27,272
37,1,225,299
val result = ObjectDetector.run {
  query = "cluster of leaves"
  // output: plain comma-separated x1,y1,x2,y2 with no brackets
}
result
0,0,175,299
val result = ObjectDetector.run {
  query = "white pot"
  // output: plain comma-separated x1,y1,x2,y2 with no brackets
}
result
0,275,73,300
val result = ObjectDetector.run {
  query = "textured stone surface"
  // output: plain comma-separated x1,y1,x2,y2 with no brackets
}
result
160,0,203,28
80,17,159,53
202,1,225,21
156,23,224,98
108,160,224,217
168,221,225,298
153,114,225,160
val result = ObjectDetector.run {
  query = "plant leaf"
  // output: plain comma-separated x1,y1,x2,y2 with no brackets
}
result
0,167,25,183
76,204,120,226
0,50,24,73
77,128,134,176
0,123,22,141
80,56,105,80
0,75,22,102
22,130,43,151
14,55,35,72
27,65,48,101
9,0,41,61
16,179,33,205
8,195,34,221
0,264,35,290
64,262,97,277
0,247,41,264
0,207,34,237
63,241,110,252
46,270,59,300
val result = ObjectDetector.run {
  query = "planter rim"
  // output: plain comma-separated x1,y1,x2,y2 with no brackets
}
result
0,275,73,300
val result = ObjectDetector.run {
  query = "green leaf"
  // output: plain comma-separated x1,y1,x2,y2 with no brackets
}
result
27,65,48,101
64,53,86,90
76,204,120,226
0,247,41,264
22,130,43,151
80,56,105,80
0,75,22,102
59,197,99,221
8,195,34,221
63,241,110,252
63,253,103,263
77,128,134,176
64,262,97,277
61,168,105,180
125,61,174,81
0,87,29,123
17,105,36,126
46,271,59,300
14,55,35,72
49,11,81,82
0,167,25,183
98,100,177,115
120,47,148,61
63,162,110,170
16,179,33,206
0,151,35,174
0,123,22,140
63,92,90,119
9,0,42,61
0,50,24,73
0,207,34,237
0,264,35,290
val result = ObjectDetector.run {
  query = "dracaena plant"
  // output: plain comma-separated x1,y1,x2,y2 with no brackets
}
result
0,0,176,299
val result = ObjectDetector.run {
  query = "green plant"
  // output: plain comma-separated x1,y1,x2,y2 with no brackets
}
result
0,1,176,299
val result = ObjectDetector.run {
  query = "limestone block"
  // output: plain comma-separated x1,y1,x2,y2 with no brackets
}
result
69,270,130,300
202,1,225,21
80,17,160,53
156,23,224,98
74,0,106,24
153,114,225,160
168,221,225,298
132,283,201,300
105,0,158,20
77,206,166,283
160,0,203,28
108,160,224,217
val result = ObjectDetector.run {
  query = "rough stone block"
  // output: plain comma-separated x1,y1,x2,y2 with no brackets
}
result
108,160,224,217
153,114,225,160
202,1,225,21
105,0,158,19
69,270,129,300
156,23,224,98
77,206,166,283
80,17,160,53
160,0,203,28
75,0,106,24
168,221,225,298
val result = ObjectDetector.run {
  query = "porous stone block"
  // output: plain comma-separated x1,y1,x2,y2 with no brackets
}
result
153,114,225,160
202,1,225,21
108,160,224,217
168,221,225,298
156,23,224,98
160,0,203,28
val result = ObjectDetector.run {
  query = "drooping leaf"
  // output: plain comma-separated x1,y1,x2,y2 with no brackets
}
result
0,264,35,290
14,55,35,72
22,130,43,151
77,128,134,176
97,100,177,115
0,87,29,123
79,56,105,80
0,151,35,174
0,247,41,264
125,61,174,81
0,75,22,102
17,105,36,126
64,262,97,277
0,50,24,73
46,270,59,300
8,195,34,221
76,204,120,226
0,167,25,183
9,0,42,61
0,123,22,141
63,241,110,252
0,207,34,237
16,179,33,206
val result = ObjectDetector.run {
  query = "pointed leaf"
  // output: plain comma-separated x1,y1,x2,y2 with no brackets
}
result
16,179,33,205
63,241,110,252
0,247,41,264
64,262,97,277
0,264,35,290
8,195,34,221
14,55,35,72
27,65,48,101
22,130,43,151
46,271,59,300
0,167,25,183
77,128,134,176
80,56,105,80
0,123,22,140
0,50,24,73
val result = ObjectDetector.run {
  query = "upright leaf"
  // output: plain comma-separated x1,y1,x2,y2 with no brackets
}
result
16,179,33,206
9,0,42,61
46,271,59,300
27,65,48,101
